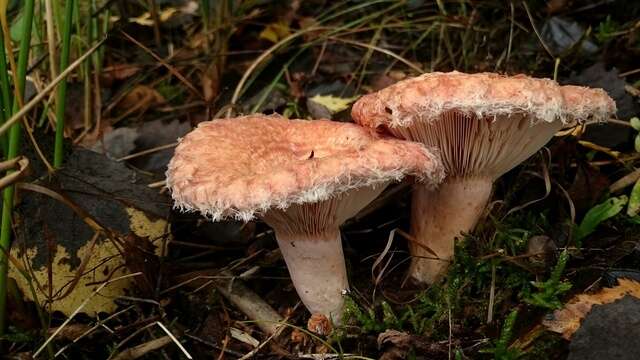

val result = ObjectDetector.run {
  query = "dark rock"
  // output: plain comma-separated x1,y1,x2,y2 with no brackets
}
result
568,296,640,360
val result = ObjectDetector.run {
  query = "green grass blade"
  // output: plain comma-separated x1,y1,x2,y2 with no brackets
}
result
53,0,74,168
0,0,35,335
0,27,10,151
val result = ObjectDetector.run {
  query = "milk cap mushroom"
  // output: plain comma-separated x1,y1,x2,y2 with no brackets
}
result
352,71,616,284
166,114,444,321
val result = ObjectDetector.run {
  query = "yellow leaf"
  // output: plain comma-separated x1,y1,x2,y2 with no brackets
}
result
159,7,178,22
309,94,359,114
129,7,177,26
259,21,290,43
543,279,640,339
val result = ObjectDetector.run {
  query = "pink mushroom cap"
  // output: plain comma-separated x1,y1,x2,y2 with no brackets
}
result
352,71,616,130
166,114,444,221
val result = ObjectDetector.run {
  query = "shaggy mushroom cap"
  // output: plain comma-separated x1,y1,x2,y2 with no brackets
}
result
166,114,444,221
352,71,616,179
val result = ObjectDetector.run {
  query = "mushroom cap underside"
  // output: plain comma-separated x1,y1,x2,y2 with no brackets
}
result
166,115,444,221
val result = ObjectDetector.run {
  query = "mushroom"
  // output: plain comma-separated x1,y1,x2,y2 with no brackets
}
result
352,71,616,284
166,114,443,321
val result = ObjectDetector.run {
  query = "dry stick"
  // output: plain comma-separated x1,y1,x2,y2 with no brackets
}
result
147,180,165,189
619,68,640,77
522,0,555,60
610,168,640,193
54,305,136,358
112,336,173,360
236,304,300,360
506,2,515,68
0,156,28,190
146,0,162,48
116,142,178,162
0,38,106,137
111,322,158,357
155,322,193,359
33,272,143,358
487,262,496,324
215,270,284,336
119,30,203,100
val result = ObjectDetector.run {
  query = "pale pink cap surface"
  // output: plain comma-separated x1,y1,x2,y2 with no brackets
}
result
352,71,616,129
166,115,444,221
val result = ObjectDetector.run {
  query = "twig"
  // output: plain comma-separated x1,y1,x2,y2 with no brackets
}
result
0,156,29,190
55,305,136,357
112,336,173,360
155,322,193,359
522,1,555,59
116,142,178,162
610,168,640,193
215,270,284,335
487,262,496,323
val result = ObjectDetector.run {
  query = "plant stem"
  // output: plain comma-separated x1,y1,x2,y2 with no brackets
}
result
53,0,74,168
0,0,35,335
0,28,10,152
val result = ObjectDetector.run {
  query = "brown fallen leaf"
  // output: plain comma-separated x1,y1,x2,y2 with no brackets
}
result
101,64,141,84
307,313,332,336
117,85,165,111
543,278,640,339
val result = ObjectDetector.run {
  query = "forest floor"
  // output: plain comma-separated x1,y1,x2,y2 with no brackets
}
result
2,1,640,359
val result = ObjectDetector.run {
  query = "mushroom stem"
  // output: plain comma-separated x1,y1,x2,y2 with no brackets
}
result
274,229,347,323
408,177,493,284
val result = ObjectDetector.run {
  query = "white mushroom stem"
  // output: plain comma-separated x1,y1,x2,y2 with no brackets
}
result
408,177,493,284
262,185,388,323
275,229,347,322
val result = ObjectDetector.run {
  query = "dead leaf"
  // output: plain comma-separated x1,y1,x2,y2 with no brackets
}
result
230,327,260,347
377,330,434,360
543,278,640,339
129,8,178,26
547,0,569,14
308,94,358,114
259,21,290,43
307,313,332,336
290,328,309,345
117,85,165,111
101,64,141,84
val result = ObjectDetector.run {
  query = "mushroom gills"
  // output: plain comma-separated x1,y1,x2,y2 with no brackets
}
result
394,111,562,283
